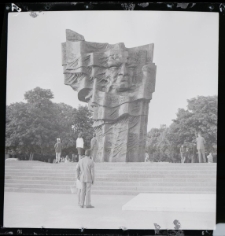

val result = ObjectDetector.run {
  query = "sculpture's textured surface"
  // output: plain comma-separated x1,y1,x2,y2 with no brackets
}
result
62,30,156,162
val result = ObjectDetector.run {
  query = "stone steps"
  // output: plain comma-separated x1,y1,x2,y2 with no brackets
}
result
5,177,216,186
5,186,215,195
5,177,216,185
4,161,216,195
5,172,216,177
5,168,216,172
5,161,216,167
5,179,215,186
5,164,216,167
5,187,215,195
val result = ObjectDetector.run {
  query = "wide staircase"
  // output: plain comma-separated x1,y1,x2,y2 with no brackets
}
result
5,160,216,195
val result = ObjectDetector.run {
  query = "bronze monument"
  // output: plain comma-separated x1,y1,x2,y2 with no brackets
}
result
61,30,156,162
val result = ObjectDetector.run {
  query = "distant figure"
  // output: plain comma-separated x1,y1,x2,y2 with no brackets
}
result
72,153,75,162
180,145,186,163
188,143,196,163
75,156,83,205
90,133,98,161
65,155,69,163
207,152,213,163
184,146,191,163
76,149,95,208
145,152,150,162
76,132,84,160
54,138,62,164
196,132,206,163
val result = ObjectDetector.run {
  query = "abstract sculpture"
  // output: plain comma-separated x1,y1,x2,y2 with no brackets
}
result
61,30,156,162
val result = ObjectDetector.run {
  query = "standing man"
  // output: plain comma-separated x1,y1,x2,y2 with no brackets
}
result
184,145,190,163
188,143,196,163
145,152,150,162
72,153,75,162
76,149,95,208
207,152,214,163
180,144,186,163
76,132,84,160
90,133,98,161
196,132,206,163
54,138,62,164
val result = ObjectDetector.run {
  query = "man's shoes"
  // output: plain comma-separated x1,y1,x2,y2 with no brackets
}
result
79,205,84,208
86,205,94,208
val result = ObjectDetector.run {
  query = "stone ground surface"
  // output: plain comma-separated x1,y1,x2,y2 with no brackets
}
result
122,193,216,212
4,192,216,230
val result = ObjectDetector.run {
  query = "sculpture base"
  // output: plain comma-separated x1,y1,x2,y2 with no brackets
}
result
94,114,148,162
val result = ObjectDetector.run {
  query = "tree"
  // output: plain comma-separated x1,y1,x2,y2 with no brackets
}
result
53,103,77,156
6,102,31,158
147,128,161,161
72,105,94,149
6,87,95,161
146,95,217,162
6,88,58,159
147,125,170,162
169,96,217,153
187,95,217,150
24,87,53,106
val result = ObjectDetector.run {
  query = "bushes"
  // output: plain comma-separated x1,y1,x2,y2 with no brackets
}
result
17,153,29,160
33,153,55,163
16,153,55,163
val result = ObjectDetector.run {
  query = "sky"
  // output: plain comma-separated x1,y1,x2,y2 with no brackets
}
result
7,11,218,131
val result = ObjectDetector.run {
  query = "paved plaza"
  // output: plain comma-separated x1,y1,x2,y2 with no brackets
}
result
4,192,216,230
122,193,216,212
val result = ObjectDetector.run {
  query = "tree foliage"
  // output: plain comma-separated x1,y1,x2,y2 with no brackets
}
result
6,89,217,163
6,87,94,161
72,105,94,149
147,95,217,162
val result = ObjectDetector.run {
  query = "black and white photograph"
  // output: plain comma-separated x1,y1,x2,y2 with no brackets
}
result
4,10,218,230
